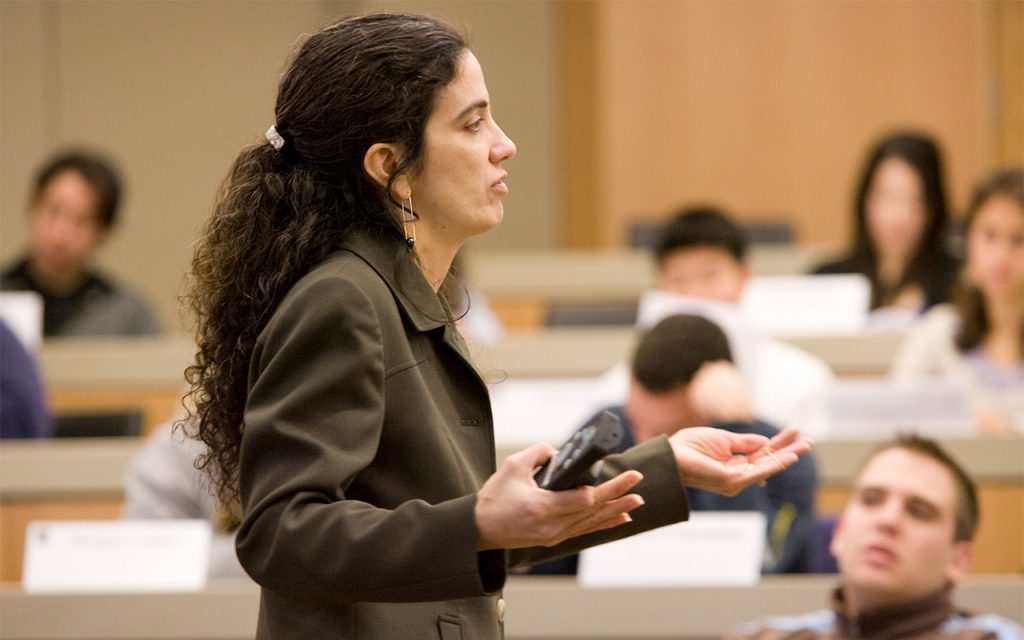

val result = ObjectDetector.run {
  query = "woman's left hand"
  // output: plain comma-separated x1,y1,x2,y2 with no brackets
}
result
668,426,812,496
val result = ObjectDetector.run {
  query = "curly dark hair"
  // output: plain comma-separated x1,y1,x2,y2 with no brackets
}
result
178,13,467,507
953,166,1024,352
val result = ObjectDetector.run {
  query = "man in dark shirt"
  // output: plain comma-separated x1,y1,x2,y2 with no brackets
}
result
530,314,819,575
1,150,157,337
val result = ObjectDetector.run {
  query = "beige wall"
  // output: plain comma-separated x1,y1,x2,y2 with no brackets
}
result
3,1,1020,330
562,0,1022,248
0,1,561,333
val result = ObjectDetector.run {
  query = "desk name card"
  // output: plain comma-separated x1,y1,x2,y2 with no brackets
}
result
23,520,212,593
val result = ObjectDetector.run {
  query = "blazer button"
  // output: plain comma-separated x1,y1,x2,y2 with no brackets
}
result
496,597,506,623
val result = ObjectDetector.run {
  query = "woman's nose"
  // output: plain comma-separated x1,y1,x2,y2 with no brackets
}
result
491,124,516,163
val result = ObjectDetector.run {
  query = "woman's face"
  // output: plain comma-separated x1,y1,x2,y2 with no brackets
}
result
865,157,928,264
966,194,1024,300
406,50,517,244
29,170,106,275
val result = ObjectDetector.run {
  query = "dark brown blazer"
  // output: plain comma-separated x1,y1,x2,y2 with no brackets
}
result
236,231,689,639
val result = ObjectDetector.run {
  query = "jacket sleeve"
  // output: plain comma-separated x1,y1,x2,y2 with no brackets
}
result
235,270,496,604
508,435,690,568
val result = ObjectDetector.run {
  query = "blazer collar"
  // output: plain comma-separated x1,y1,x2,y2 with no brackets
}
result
339,230,448,333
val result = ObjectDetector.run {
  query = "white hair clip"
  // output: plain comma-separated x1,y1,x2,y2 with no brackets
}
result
265,125,285,151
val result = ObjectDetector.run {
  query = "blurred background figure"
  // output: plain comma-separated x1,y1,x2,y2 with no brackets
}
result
1,149,159,337
812,132,959,330
0,319,51,439
531,315,819,576
891,168,1024,434
121,421,246,579
645,206,834,438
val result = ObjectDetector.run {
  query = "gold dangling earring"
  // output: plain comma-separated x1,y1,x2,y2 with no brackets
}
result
402,193,418,248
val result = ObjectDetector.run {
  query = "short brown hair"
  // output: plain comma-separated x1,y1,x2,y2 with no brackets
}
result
631,314,732,393
863,435,979,542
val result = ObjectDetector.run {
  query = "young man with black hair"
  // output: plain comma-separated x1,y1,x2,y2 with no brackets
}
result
641,206,834,438
531,314,819,575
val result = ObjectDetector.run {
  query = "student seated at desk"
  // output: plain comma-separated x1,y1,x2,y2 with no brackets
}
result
1,149,159,337
811,132,959,331
891,168,1024,434
121,422,245,578
726,435,1022,640
642,206,834,438
530,315,819,576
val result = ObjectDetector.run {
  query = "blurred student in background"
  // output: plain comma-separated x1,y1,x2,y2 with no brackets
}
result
812,132,958,329
532,315,819,576
891,168,1024,434
0,320,51,439
645,206,834,438
1,149,159,337
726,435,1021,639
122,421,246,578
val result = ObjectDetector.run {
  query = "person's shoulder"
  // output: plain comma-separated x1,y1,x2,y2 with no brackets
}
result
914,303,961,335
284,249,390,307
63,273,159,336
944,612,1024,640
261,249,393,340
708,417,777,437
810,256,853,275
724,610,835,639
935,248,961,274
0,258,31,290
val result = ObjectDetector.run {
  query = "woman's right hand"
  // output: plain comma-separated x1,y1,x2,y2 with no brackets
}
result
474,442,644,551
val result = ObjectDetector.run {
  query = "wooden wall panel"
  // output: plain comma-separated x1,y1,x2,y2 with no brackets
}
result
564,1,1001,249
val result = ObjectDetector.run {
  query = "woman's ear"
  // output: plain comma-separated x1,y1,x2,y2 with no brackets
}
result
363,143,403,191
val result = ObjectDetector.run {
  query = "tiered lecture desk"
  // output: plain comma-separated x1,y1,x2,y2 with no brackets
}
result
0,575,1020,639
465,245,830,332
1,433,1021,634
4,250,1020,637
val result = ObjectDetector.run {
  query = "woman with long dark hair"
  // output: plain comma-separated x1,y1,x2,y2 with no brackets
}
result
180,14,811,638
891,168,1024,433
813,132,959,324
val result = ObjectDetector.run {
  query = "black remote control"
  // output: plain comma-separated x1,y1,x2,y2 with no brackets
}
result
533,410,624,491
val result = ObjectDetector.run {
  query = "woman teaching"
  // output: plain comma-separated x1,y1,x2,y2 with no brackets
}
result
180,14,811,639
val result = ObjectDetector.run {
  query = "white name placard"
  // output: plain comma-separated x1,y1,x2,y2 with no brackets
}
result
579,511,766,587
23,520,212,593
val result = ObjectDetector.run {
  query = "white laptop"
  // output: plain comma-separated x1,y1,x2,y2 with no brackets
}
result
740,274,871,337
578,511,766,587
826,378,976,438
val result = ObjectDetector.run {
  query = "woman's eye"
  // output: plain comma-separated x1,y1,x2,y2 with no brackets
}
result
466,118,483,132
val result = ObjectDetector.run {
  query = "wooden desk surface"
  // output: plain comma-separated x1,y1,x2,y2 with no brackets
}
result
473,328,905,378
4,437,1019,502
3,437,1020,579
467,245,829,300
0,576,1019,639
